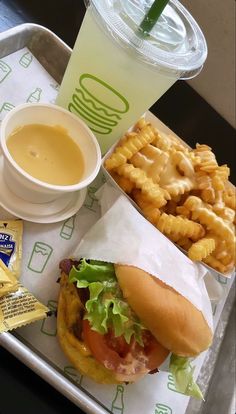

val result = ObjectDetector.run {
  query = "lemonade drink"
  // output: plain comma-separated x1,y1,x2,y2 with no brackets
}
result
57,0,207,155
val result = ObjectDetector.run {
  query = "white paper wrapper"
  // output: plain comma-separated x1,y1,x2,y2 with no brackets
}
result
74,183,213,332
13,179,233,414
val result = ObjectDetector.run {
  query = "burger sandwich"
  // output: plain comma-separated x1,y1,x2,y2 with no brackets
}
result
57,257,213,398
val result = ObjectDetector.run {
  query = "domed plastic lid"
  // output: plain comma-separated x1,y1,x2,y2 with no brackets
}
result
89,0,207,79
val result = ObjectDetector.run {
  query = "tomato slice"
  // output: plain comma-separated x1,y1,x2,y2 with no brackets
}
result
82,320,169,377
82,320,124,371
105,330,130,358
142,330,170,371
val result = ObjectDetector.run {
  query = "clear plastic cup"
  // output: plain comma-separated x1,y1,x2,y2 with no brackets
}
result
56,0,207,155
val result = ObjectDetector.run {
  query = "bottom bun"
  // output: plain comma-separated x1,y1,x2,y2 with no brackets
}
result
57,273,120,384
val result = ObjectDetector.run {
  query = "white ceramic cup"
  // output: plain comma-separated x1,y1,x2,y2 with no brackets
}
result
0,103,101,203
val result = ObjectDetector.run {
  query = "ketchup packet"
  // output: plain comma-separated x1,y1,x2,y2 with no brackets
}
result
0,220,23,278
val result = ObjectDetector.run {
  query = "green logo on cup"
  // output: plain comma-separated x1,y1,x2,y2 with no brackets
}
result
68,73,129,135
155,403,172,414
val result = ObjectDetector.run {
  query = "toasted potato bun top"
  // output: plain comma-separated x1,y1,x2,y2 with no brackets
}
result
115,264,213,357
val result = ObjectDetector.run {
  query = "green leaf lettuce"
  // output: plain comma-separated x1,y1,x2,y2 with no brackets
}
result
169,354,204,400
69,259,144,345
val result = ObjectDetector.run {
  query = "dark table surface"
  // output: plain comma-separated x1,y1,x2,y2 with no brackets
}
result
0,1,235,414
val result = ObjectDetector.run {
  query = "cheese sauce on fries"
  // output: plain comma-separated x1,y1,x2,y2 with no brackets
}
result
104,117,236,275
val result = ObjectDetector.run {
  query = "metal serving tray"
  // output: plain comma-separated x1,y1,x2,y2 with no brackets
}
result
0,23,70,85
0,23,235,414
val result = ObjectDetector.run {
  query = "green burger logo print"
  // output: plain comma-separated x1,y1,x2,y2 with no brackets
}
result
68,73,129,135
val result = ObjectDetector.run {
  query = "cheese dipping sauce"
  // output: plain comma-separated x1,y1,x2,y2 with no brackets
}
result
7,124,85,186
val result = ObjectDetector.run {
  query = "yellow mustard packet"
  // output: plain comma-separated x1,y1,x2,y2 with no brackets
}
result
0,283,49,333
0,220,23,278
0,259,18,297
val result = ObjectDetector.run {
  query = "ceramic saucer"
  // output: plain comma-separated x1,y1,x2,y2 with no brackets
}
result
0,156,87,223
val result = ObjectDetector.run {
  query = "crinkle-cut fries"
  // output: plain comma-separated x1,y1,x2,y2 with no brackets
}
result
104,117,236,275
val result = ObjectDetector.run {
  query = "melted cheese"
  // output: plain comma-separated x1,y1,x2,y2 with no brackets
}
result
7,124,84,185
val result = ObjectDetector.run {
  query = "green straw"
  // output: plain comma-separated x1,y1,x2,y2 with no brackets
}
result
139,0,170,35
